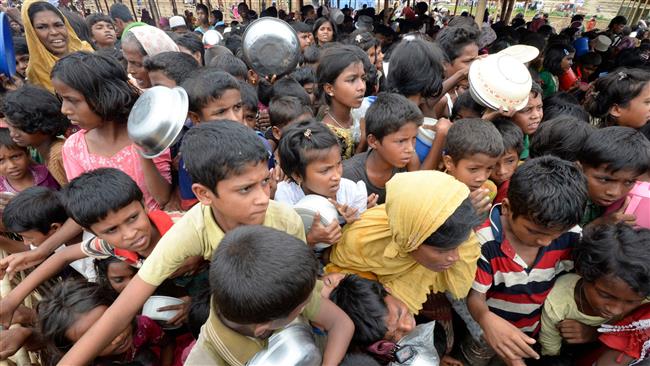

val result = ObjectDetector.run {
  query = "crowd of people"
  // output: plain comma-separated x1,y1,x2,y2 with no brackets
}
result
0,0,649,365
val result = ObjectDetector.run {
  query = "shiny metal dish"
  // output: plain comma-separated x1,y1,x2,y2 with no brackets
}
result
128,86,188,159
389,321,441,366
247,322,322,366
202,29,223,48
242,17,300,78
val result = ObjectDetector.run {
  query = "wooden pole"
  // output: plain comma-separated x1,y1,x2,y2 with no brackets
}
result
474,0,486,22
104,0,110,12
453,0,460,15
504,0,514,23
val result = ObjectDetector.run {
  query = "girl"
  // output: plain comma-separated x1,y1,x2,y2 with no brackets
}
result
85,14,117,50
276,120,372,247
20,0,93,92
317,45,369,159
52,52,172,211
313,17,336,46
121,24,180,89
94,257,137,295
347,31,384,77
2,84,70,185
585,68,650,129
539,44,576,98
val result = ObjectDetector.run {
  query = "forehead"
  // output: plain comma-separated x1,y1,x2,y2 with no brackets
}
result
514,215,565,235
33,10,64,23
305,145,340,165
204,89,242,108
586,165,641,179
90,201,144,229
218,161,269,186
91,21,113,28
458,152,499,166
594,275,645,301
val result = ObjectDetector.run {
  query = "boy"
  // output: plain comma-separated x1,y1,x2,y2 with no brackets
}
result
238,80,259,129
529,116,595,162
577,126,650,227
57,123,353,364
291,66,317,106
343,92,423,204
266,96,313,152
144,51,199,88
187,225,353,364
443,118,504,215
467,156,588,366
85,14,117,49
511,82,543,159
208,54,249,81
292,21,314,51
181,69,244,124
490,119,524,204
12,37,29,80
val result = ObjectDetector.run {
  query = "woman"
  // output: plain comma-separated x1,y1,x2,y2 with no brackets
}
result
326,170,481,314
20,0,93,92
120,24,179,89
313,17,336,46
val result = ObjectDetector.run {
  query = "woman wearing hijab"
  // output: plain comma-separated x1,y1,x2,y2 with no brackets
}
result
120,24,179,89
326,170,481,315
20,0,93,92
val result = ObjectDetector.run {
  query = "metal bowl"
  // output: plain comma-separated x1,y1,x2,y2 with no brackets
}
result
202,29,223,48
242,18,300,78
248,322,322,366
128,86,188,158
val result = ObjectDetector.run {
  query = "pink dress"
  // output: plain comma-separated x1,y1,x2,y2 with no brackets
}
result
62,130,172,211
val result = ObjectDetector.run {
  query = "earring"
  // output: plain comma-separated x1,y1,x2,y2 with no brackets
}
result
329,93,334,97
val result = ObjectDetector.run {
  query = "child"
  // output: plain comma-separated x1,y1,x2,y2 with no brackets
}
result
343,92,423,205
180,69,244,125
0,129,59,193
451,90,484,121
490,119,524,204
511,82,544,159
540,223,650,357
56,123,352,364
443,118,504,215
208,54,249,81
467,156,588,365
585,67,650,129
94,257,137,295
2,84,70,185
85,14,116,49
185,226,353,365
267,96,313,149
144,51,199,88
12,36,29,80
577,126,650,227
539,44,576,97
292,21,314,51
291,66,317,107
529,116,595,162
276,120,369,247
238,80,259,129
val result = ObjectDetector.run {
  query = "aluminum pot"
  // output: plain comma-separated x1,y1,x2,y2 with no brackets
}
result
241,17,300,78
247,322,322,366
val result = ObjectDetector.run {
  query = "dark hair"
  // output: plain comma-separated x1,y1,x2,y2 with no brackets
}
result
278,119,339,180
291,21,312,34
444,118,505,162
530,81,543,98
61,168,143,229
543,103,590,123
237,80,258,113
345,30,378,52
585,68,650,126
2,85,69,136
109,3,134,22
12,36,28,56
530,116,595,161
292,66,317,86
578,51,602,67
300,5,315,19
387,39,445,99
85,13,113,29
28,2,64,25
210,226,318,324
269,96,312,128
507,156,587,229
422,198,480,248
144,51,199,86
303,45,321,65
181,69,241,113
340,353,382,366
172,32,205,65
93,257,137,296
0,128,26,152
436,25,479,63
60,9,93,45
365,92,423,141
211,9,224,24
543,44,576,76
51,52,139,124
329,275,388,346
609,15,627,28
208,54,249,80
180,122,269,193
271,77,311,106
492,118,524,155
188,288,210,339
451,90,484,120
196,3,209,14
3,187,67,234
317,45,368,105
313,17,338,43
95,47,127,70
577,126,650,175
575,223,650,297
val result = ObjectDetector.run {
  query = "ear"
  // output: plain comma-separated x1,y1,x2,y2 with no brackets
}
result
48,223,62,234
252,322,272,338
367,134,380,149
188,111,201,125
500,198,511,216
442,155,455,173
609,104,624,119
323,82,334,97
290,173,302,185
248,69,259,85
191,183,216,206
272,126,282,141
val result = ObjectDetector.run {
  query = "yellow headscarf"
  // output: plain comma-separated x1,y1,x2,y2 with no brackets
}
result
21,0,94,92
326,170,481,314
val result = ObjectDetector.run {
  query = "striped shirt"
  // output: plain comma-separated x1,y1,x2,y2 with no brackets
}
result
472,205,580,335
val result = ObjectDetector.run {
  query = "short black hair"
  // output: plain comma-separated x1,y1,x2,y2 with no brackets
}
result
543,102,590,122
291,66,316,86
422,198,480,249
109,3,134,22
172,32,205,65
144,51,199,85
576,223,650,297
181,69,241,113
340,353,381,366
85,13,113,29
578,51,602,67
387,39,445,99
300,4,315,18
279,119,339,180
436,25,479,63
0,128,25,151
451,90,484,120
196,3,209,13
188,288,210,338
208,54,248,80
577,126,650,175
492,118,524,155
61,168,143,230
2,85,69,136
303,45,321,64
210,226,318,324
238,80,258,112
329,275,388,346
291,21,312,34
530,116,594,161
3,187,68,234
271,77,311,106
444,118,505,162
543,44,576,76
269,96,312,128
12,36,28,56
365,92,423,141
180,122,269,193
530,80,543,99
507,156,587,229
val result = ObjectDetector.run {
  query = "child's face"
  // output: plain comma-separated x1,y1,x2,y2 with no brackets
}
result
6,123,49,148
148,70,177,88
298,32,313,51
582,275,645,319
490,149,519,185
443,153,499,192
90,21,116,48
243,106,258,130
611,82,650,129
445,43,479,84
19,229,51,247
561,53,574,72
410,244,461,272
582,165,639,207
107,261,136,293
370,122,419,169
300,146,342,199
327,61,366,109
89,201,156,257
197,89,244,124
65,305,134,357
0,146,30,182
513,93,543,135
52,78,104,130
502,199,567,248
15,53,29,78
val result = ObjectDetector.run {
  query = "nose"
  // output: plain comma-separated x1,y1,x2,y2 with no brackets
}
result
497,164,509,177
605,301,627,317
605,183,623,198
447,247,460,263
253,185,270,206
122,227,138,242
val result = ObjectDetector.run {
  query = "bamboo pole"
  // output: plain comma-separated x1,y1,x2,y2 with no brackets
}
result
474,0,486,24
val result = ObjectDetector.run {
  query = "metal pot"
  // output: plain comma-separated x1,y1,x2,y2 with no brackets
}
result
127,86,188,158
389,321,440,366
241,18,300,79
247,322,322,366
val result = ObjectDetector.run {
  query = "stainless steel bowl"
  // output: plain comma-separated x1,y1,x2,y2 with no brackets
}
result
202,29,223,48
389,321,440,366
247,322,322,366
242,18,301,78
128,86,188,158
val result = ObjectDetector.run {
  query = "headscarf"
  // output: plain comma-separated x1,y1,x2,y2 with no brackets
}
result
125,24,179,56
326,170,481,314
21,0,94,92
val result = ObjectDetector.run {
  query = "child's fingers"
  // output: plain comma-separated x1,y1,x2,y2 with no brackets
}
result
156,303,184,312
513,336,539,359
617,196,632,213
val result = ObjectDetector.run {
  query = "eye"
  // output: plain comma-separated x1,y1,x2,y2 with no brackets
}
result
239,185,253,193
624,180,636,187
128,214,138,222
105,227,117,235
261,177,271,186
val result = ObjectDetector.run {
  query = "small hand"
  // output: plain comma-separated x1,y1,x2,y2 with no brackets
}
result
469,188,492,215
366,193,379,209
482,106,517,121
480,312,539,362
606,196,637,226
0,326,31,360
328,198,360,224
0,298,18,329
306,212,342,247
256,109,271,131
558,319,599,344
157,296,191,327
0,249,47,281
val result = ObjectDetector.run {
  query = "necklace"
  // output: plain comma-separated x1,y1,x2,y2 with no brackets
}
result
326,111,349,129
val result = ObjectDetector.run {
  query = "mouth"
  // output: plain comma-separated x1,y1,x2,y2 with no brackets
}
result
50,39,66,47
7,171,22,178
596,197,618,206
130,236,147,251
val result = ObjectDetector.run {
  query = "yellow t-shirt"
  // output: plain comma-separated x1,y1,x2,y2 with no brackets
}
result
138,200,306,286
